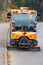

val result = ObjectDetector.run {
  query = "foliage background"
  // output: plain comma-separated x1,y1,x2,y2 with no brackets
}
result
0,0,43,22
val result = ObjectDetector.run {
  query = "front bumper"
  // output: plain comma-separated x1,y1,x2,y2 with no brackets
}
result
10,39,38,47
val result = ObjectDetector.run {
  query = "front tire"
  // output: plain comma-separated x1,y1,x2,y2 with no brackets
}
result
31,40,38,46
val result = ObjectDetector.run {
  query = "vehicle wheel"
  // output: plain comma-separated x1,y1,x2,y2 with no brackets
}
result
6,32,14,49
31,40,38,46
32,47,41,51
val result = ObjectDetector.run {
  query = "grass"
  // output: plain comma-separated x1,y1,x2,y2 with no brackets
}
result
0,10,9,23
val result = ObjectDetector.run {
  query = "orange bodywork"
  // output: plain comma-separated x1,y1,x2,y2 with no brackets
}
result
11,32,36,40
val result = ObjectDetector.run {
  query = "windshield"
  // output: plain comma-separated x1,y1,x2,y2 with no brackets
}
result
12,14,37,26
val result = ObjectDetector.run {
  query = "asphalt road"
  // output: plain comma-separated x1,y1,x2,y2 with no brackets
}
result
0,22,43,65
8,22,43,65
0,23,9,65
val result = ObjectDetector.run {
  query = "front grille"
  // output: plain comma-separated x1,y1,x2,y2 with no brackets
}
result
19,36,29,43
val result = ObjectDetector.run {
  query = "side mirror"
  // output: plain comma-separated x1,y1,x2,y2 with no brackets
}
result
37,12,41,20
7,12,11,18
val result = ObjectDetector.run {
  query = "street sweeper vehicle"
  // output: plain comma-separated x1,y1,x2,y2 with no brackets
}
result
7,7,40,51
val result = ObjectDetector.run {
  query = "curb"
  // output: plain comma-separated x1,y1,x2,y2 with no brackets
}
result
5,47,8,65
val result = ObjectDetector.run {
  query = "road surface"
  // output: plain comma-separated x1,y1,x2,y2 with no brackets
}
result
0,22,43,65
0,23,9,65
7,22,43,65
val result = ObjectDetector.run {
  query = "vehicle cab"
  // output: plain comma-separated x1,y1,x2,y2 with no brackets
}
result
7,7,38,48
